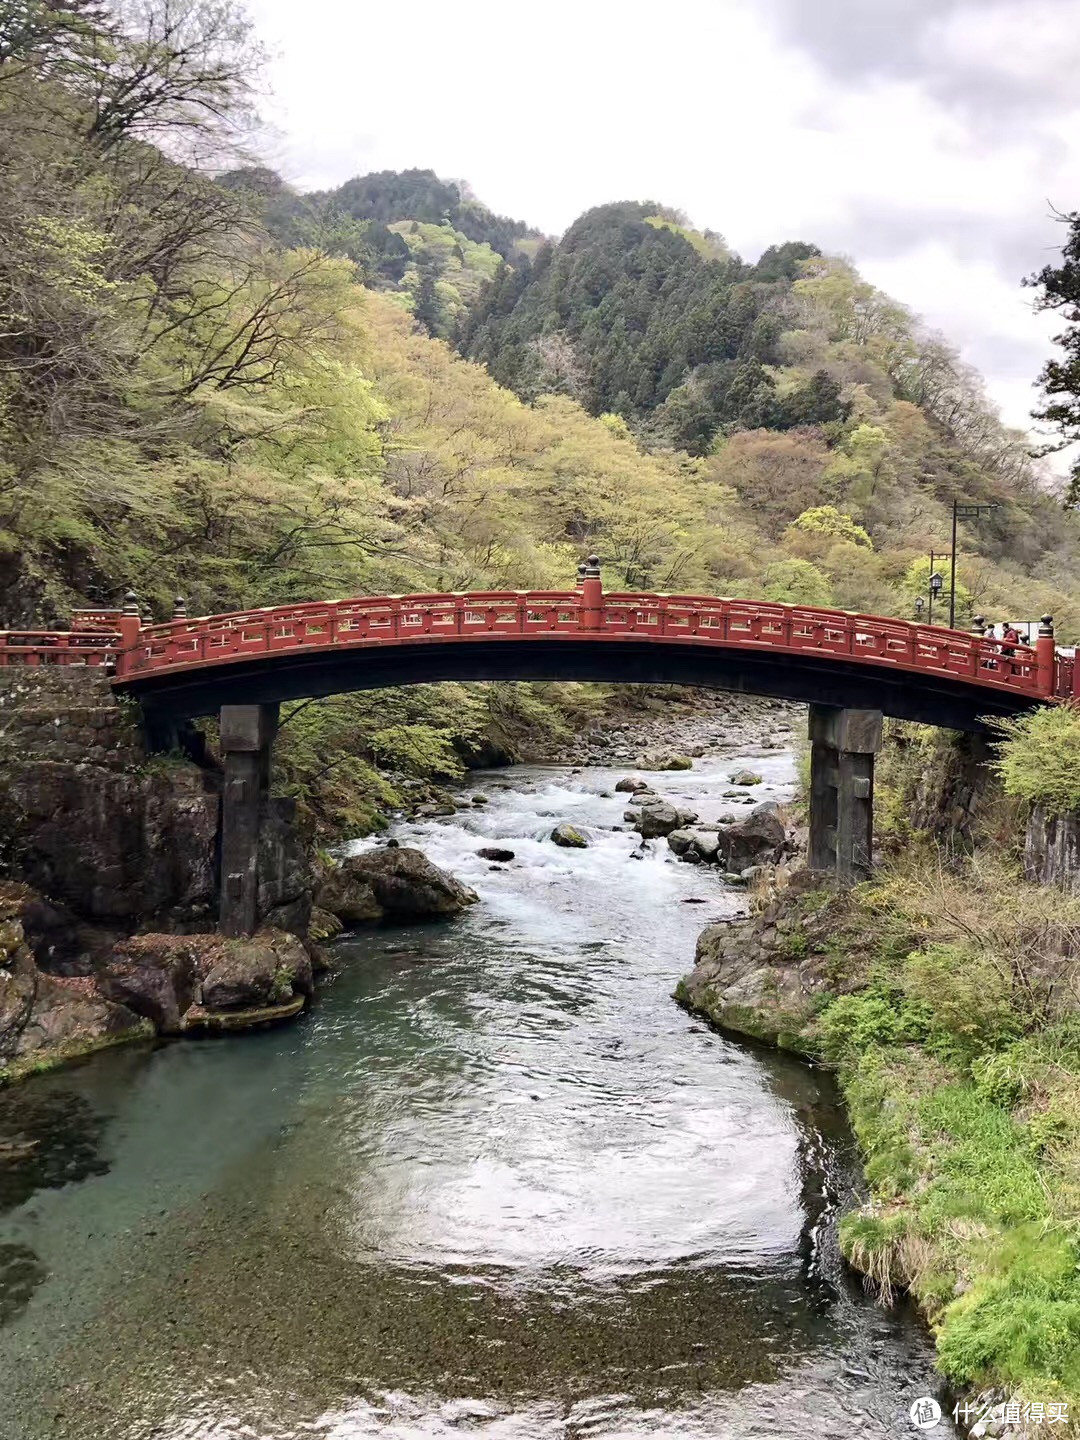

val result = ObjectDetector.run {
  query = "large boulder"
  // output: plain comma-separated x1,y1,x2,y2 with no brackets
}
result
102,928,313,1029
668,829,721,863
551,823,588,849
0,884,149,1073
635,802,699,839
201,929,313,1010
317,848,478,926
716,803,786,870
308,907,344,942
100,934,200,1033
614,777,651,794
315,864,382,925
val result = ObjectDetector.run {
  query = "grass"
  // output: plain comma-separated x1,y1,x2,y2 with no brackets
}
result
808,855,1080,1422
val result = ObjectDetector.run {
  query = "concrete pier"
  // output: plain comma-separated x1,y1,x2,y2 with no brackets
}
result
219,703,278,936
808,705,882,881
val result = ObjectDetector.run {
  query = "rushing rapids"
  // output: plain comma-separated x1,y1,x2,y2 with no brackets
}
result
0,742,954,1438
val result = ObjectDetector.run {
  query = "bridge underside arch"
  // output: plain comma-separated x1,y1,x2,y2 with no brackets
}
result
119,636,1038,736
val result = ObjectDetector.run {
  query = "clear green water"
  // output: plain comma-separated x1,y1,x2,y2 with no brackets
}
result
0,758,951,1437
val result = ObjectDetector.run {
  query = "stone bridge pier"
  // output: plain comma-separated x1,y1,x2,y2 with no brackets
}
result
216,698,884,938
807,704,883,881
219,703,279,938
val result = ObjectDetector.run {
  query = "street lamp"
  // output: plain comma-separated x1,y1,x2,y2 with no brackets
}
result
949,500,1000,628
929,570,943,625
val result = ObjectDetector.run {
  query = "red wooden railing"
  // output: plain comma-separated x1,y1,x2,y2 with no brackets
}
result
0,589,1069,701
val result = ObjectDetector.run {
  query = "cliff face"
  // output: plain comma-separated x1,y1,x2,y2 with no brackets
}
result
0,669,314,1079
1024,807,1080,892
0,671,218,943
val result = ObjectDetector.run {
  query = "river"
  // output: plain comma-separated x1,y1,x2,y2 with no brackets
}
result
0,745,953,1439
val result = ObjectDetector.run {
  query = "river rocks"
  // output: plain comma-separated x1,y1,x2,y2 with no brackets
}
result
634,801,699,839
101,928,313,1032
676,870,843,1049
317,848,479,926
551,823,589,848
716,803,787,870
100,935,198,1032
729,769,763,786
0,884,150,1077
550,690,800,769
308,907,344,942
203,930,313,1009
315,863,382,925
477,847,515,862
624,789,657,806
614,777,651,793
666,828,720,862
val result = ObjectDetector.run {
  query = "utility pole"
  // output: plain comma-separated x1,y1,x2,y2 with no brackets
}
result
949,500,1000,629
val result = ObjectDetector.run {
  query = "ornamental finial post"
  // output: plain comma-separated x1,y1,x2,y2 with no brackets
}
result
1036,615,1056,697
580,553,603,629
117,589,143,673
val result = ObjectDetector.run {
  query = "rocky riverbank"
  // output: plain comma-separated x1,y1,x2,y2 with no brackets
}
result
556,689,801,769
677,837,1080,1437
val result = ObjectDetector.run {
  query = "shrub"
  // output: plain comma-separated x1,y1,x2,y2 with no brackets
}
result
818,988,928,1064
992,703,1080,816
903,942,1022,1064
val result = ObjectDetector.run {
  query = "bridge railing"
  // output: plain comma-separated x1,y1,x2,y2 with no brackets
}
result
601,593,1044,694
0,630,120,669
0,590,1060,699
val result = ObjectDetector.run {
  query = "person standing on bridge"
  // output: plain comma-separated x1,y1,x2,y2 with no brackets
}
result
983,621,998,670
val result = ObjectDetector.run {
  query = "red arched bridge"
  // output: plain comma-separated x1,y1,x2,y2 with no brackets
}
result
0,559,1071,930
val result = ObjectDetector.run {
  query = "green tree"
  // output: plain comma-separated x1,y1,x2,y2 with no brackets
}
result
762,557,833,606
787,505,872,548
1027,210,1080,502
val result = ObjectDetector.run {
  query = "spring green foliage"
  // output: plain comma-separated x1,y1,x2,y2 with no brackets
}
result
787,505,872,548
802,856,1080,1410
9,2,1080,832
761,557,833,606
993,704,1080,816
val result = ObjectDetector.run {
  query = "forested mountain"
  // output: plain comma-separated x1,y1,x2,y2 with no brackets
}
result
459,203,841,451
220,165,545,340
456,200,1075,614
3,0,1080,826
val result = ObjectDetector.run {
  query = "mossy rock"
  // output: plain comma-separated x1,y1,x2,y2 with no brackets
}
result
183,993,306,1033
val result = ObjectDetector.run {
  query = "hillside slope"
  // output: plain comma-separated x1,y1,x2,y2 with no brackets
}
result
3,2,1080,827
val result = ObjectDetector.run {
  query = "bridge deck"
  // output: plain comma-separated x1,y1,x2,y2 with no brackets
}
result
0,588,1068,732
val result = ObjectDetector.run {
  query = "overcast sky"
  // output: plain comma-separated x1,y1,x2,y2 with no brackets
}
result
246,0,1079,451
